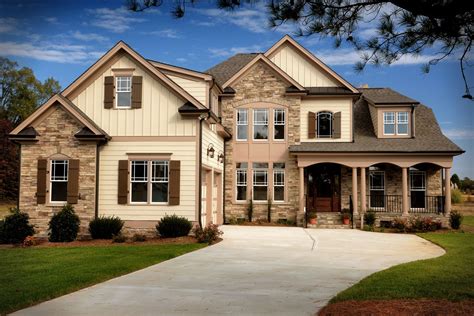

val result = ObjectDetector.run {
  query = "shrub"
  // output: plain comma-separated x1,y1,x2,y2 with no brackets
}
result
48,204,80,242
0,208,34,244
23,236,38,247
112,233,127,243
193,224,223,244
156,214,192,238
89,216,124,239
409,217,442,232
132,233,147,242
364,211,376,227
392,217,408,233
227,216,238,225
451,189,463,204
450,211,463,229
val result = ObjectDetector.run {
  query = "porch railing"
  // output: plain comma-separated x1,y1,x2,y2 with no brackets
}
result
348,195,446,214
367,195,403,213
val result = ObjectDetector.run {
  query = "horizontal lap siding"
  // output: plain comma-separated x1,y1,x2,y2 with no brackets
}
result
202,123,224,171
167,75,207,106
300,98,352,142
98,141,197,221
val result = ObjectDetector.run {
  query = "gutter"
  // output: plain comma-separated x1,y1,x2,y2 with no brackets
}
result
411,104,416,138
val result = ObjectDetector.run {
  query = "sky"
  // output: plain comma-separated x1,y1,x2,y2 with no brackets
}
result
0,0,473,177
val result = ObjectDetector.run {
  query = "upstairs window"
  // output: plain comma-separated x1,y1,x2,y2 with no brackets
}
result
274,109,285,140
384,111,409,135
236,109,248,141
397,112,409,135
50,160,68,202
253,109,268,140
383,112,395,135
116,76,132,108
317,111,332,138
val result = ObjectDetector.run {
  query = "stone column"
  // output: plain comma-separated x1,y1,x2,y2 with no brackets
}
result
402,167,409,216
444,167,451,216
299,167,305,225
352,167,358,215
360,167,367,213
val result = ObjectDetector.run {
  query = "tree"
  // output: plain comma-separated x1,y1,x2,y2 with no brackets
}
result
0,57,61,125
451,173,461,188
128,0,474,99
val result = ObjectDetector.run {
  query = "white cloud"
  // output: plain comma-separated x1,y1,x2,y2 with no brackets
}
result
176,57,187,63
45,17,59,24
208,44,263,58
0,17,18,33
443,129,474,140
144,29,181,38
0,41,105,64
87,7,146,33
70,31,108,42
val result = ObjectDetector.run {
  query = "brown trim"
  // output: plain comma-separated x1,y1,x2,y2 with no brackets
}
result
148,60,213,81
168,160,181,205
67,159,80,204
126,153,172,159
308,111,316,139
131,76,143,109
118,160,128,204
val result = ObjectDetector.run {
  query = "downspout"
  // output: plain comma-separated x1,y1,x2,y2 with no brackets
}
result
222,142,226,224
411,104,416,138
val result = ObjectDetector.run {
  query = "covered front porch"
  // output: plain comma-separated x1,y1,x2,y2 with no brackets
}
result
295,154,453,227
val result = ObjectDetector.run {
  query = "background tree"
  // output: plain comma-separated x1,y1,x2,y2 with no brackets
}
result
128,0,474,99
451,173,461,188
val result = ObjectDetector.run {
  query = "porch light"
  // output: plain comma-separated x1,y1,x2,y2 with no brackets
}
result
207,144,215,158
218,152,224,163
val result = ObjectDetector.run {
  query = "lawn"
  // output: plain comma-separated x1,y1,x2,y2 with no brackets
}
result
0,243,205,314
463,215,474,228
330,232,474,303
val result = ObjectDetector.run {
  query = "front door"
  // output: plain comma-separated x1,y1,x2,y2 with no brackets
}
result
307,164,341,212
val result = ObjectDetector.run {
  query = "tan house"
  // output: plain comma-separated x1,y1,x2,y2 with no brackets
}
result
9,35,463,234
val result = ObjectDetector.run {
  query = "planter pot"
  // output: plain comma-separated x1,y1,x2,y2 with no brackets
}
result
309,218,317,225
343,218,350,225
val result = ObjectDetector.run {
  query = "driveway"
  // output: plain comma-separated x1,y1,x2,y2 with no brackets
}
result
14,226,444,316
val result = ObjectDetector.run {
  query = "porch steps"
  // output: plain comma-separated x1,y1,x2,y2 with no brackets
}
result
307,212,351,229
307,224,350,229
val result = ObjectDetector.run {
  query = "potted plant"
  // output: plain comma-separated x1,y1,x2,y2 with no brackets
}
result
341,209,351,225
308,212,317,225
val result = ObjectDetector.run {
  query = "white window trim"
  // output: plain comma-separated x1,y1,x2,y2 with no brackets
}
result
317,111,333,138
129,160,169,205
253,109,269,141
252,168,268,201
236,168,247,202
236,109,248,141
150,160,169,205
273,169,285,202
273,109,285,141
409,170,426,210
383,112,396,135
49,160,69,204
369,171,385,209
396,112,409,135
115,76,132,109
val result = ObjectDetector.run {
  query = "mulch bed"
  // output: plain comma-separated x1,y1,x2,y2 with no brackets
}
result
318,299,474,316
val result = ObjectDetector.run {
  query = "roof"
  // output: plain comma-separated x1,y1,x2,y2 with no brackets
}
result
359,87,419,105
289,97,463,154
206,53,259,86
306,87,357,95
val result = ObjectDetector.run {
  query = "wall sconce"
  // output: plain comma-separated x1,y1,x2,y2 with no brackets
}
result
218,152,224,163
207,144,215,158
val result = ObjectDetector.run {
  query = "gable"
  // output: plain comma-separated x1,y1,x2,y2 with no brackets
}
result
166,74,207,105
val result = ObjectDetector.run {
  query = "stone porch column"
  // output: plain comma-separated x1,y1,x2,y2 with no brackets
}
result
360,167,367,214
444,167,451,216
402,167,409,216
299,167,305,224
352,167,358,216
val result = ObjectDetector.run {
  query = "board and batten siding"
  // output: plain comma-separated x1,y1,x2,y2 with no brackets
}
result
166,74,207,106
269,44,341,87
72,55,196,137
202,123,224,171
300,98,352,142
98,141,197,221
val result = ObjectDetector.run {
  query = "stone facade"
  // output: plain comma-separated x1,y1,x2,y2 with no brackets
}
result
19,105,96,236
221,61,302,224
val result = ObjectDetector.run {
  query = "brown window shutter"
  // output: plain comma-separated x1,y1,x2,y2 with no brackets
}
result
104,76,114,109
131,76,143,109
37,159,47,204
118,160,129,204
67,159,80,204
333,112,342,139
308,111,316,138
168,160,181,205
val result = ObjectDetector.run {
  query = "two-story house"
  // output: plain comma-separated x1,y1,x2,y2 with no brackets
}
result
9,35,463,235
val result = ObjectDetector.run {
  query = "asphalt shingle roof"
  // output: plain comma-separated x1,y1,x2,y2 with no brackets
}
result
206,53,259,86
359,87,419,105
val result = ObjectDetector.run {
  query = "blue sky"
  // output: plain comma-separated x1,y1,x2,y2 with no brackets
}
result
1,0,473,177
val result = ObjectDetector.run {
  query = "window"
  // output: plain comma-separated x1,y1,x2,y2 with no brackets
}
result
236,162,248,201
397,112,409,135
50,160,68,202
273,163,285,202
253,162,268,201
317,111,332,138
383,112,395,135
130,160,169,203
369,171,385,208
274,109,285,140
116,76,132,108
236,109,248,141
253,109,268,140
410,170,426,209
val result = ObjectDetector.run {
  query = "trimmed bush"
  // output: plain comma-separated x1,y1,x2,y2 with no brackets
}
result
0,208,34,244
451,189,463,204
193,224,223,244
450,210,463,230
112,233,127,243
89,216,124,239
392,217,408,233
156,214,192,238
132,233,147,242
365,211,376,227
48,204,80,242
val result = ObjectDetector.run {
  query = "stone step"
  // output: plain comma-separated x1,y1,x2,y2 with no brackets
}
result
307,224,351,229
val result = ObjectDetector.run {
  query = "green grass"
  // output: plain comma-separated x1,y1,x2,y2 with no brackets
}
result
0,243,205,314
463,215,474,228
330,232,474,303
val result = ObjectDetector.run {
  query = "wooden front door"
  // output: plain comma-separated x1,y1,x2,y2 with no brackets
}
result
307,164,341,212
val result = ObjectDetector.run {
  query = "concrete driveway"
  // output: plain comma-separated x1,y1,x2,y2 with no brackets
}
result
14,226,444,316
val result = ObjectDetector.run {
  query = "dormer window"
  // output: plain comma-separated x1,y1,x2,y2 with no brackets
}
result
116,76,132,108
397,112,409,135
384,111,409,135
317,111,332,138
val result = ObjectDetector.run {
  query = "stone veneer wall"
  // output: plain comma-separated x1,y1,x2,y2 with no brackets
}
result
19,105,96,237
221,62,302,224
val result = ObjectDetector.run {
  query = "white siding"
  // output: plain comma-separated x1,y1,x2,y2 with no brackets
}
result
167,74,207,105
270,44,341,87
98,140,197,221
202,123,224,171
72,55,196,137
300,98,352,142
